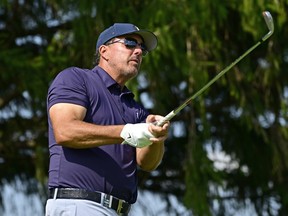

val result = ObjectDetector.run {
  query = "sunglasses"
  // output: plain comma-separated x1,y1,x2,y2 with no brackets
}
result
106,38,148,56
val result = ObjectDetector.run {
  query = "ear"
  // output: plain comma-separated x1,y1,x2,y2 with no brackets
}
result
99,45,108,60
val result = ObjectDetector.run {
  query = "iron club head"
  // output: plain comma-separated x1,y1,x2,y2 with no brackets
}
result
262,11,274,40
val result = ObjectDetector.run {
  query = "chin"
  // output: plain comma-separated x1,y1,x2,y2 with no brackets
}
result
128,67,139,76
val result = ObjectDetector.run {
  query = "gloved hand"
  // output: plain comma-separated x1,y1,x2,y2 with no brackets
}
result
120,123,154,148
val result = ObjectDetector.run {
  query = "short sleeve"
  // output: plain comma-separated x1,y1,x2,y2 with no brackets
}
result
47,67,89,110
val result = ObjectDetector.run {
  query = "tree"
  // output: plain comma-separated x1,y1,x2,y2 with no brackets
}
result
0,0,287,215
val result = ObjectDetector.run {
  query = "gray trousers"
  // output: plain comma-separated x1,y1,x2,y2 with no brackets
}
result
45,198,124,216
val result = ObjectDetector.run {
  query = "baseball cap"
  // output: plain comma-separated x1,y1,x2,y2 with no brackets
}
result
96,23,158,52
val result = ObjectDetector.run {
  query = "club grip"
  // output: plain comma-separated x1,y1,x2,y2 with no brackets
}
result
156,111,176,126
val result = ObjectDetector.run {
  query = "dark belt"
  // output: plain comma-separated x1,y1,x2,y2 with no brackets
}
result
49,188,131,215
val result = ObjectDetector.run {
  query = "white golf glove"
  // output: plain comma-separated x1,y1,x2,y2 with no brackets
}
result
120,123,154,148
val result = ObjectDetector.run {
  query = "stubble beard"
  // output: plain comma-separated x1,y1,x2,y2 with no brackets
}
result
122,60,140,79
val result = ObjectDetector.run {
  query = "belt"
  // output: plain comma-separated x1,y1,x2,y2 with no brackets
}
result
49,188,131,215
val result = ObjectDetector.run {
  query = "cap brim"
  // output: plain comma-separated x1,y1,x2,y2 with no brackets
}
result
135,30,158,51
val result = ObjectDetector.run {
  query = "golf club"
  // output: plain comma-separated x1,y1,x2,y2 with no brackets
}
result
156,11,274,127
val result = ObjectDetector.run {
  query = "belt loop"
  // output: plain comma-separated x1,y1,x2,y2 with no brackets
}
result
100,193,104,205
101,193,113,208
53,188,59,200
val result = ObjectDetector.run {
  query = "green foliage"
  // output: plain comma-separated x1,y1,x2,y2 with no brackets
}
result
0,0,288,215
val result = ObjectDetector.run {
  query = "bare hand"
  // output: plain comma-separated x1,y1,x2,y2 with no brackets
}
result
146,115,170,143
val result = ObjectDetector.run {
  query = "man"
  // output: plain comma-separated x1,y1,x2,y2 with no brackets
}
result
45,23,170,216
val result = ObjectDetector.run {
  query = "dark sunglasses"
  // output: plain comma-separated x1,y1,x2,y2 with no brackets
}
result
106,38,148,56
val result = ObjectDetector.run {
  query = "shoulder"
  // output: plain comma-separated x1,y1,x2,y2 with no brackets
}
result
57,67,91,78
52,67,92,84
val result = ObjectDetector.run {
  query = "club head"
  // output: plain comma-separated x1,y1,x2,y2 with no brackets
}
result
262,11,274,40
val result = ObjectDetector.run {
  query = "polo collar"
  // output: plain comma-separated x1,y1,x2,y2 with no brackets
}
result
92,66,134,95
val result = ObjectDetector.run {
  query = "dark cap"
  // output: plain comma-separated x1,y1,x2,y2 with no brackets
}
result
96,23,158,52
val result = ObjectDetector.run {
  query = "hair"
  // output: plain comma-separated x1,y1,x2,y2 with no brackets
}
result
93,51,101,66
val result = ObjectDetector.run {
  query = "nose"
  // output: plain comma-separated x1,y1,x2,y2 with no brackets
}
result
134,45,144,55
135,45,148,57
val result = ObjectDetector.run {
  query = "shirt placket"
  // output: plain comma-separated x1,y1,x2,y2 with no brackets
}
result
110,85,131,123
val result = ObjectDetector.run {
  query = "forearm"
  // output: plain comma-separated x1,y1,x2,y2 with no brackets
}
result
136,142,165,171
53,120,124,148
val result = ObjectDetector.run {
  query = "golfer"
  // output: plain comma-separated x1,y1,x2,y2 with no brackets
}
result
45,23,170,216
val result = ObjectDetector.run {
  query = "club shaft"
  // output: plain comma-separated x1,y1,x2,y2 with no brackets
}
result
157,27,273,127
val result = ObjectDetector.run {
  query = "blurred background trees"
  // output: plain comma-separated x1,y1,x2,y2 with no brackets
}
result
0,0,287,215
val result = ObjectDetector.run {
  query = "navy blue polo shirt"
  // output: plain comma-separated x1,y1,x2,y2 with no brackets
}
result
47,66,149,203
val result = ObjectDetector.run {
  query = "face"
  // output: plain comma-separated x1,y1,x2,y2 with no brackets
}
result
99,34,146,83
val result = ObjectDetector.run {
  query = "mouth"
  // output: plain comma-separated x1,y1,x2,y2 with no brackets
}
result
129,58,139,64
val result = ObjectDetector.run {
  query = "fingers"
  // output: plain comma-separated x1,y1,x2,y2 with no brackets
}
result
149,133,168,143
146,115,170,128
149,122,169,135
146,115,170,143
